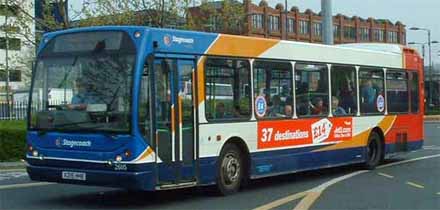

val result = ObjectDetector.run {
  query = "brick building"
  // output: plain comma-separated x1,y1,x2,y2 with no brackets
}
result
190,0,406,45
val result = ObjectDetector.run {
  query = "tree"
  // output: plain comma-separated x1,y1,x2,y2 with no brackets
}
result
219,0,246,34
77,0,190,28
188,0,246,34
5,0,194,91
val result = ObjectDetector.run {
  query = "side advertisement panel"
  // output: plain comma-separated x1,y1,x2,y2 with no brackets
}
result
257,117,353,149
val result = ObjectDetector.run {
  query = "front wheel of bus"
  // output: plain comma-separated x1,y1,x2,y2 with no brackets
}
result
364,131,383,170
216,143,243,195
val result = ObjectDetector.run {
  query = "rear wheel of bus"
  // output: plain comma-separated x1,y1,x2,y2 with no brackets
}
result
364,131,383,170
216,143,243,195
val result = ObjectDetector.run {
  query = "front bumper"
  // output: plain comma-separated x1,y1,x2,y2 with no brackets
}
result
26,163,156,191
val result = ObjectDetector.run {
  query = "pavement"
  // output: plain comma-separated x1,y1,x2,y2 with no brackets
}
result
0,160,26,171
425,115,440,122
0,122,439,210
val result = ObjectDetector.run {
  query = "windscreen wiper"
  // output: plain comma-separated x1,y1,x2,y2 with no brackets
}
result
53,120,96,128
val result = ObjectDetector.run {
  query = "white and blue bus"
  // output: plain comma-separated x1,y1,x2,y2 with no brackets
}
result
26,26,424,195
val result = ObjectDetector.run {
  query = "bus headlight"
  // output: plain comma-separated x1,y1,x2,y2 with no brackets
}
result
115,155,123,162
32,150,39,157
134,31,142,38
124,150,132,158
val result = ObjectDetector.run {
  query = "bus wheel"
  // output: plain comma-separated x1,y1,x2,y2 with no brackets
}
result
216,143,243,195
364,131,383,170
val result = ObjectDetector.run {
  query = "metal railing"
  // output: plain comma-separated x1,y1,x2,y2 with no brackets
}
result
0,101,64,121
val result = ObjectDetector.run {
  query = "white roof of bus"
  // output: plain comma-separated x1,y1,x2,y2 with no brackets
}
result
337,43,403,54
257,39,404,69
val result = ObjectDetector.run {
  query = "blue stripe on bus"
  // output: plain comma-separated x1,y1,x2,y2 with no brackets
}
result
27,140,423,190
197,140,423,185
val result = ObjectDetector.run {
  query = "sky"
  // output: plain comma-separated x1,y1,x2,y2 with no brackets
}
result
70,0,440,64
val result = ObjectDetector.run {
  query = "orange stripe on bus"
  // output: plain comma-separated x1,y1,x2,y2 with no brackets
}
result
138,147,154,162
197,35,279,105
315,116,397,152
197,56,207,105
207,35,279,57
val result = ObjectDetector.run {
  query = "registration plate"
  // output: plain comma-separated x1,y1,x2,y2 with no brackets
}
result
62,171,86,181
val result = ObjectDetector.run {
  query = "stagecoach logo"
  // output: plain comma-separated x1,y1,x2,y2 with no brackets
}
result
163,34,172,46
163,34,195,47
55,137,92,148
55,138,61,147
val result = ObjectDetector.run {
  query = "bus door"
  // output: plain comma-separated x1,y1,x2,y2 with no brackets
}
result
152,58,197,185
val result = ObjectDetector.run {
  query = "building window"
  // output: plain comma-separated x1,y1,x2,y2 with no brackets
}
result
253,61,293,119
205,58,251,120
0,4,19,17
401,33,405,44
295,63,329,117
387,31,398,43
359,68,385,114
343,26,356,40
299,20,309,35
268,15,280,32
0,37,21,51
0,70,5,81
2,25,20,33
313,22,322,37
287,18,296,33
386,71,408,113
373,29,385,42
360,28,370,41
0,70,21,82
252,14,263,29
333,25,341,38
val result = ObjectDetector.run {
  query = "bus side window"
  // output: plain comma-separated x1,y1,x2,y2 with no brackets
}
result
409,71,419,113
386,70,409,113
205,57,251,121
330,65,357,116
253,60,293,119
295,63,329,117
359,68,385,114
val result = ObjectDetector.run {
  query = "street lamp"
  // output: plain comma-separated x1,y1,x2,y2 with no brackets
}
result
408,42,426,58
410,27,435,107
408,41,440,59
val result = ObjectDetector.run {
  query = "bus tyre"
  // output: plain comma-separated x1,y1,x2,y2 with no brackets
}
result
364,131,383,170
216,143,243,195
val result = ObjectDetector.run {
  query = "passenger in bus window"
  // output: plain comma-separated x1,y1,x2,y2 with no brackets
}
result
233,105,241,118
361,80,376,105
268,95,282,117
284,105,293,117
332,96,347,116
339,76,356,113
310,97,327,115
215,102,227,119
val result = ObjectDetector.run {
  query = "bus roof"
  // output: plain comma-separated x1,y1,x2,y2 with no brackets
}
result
42,26,408,69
